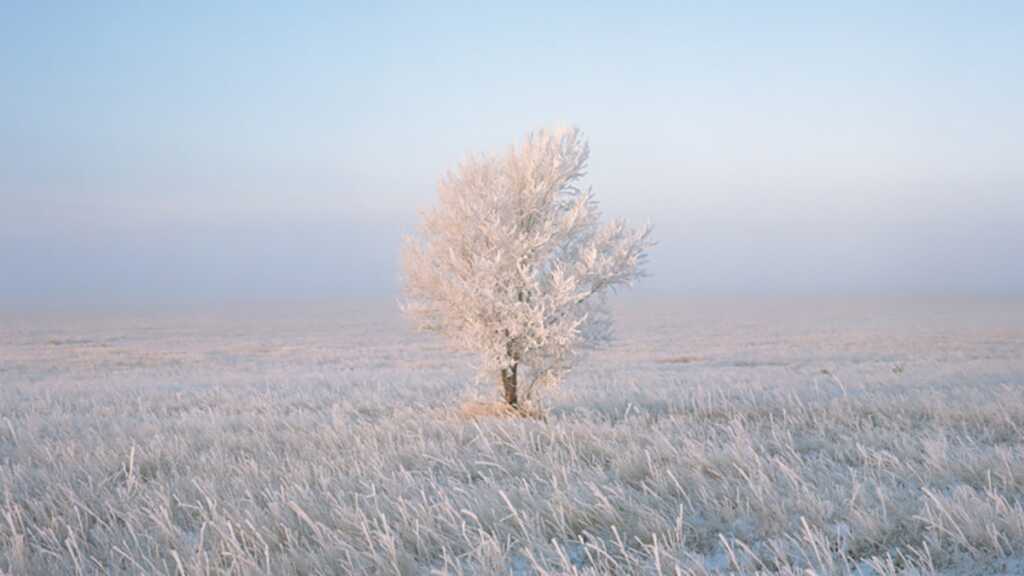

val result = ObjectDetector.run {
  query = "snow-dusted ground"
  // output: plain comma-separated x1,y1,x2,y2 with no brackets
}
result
1,297,1023,575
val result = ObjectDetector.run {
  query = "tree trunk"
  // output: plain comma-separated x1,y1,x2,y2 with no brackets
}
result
501,364,518,408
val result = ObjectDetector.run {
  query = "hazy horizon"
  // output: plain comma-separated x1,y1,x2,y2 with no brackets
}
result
3,2,1022,309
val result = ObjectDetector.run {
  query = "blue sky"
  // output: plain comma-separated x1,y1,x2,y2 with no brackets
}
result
2,1,1022,307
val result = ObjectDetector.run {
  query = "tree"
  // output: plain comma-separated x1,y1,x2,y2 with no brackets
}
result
401,127,651,408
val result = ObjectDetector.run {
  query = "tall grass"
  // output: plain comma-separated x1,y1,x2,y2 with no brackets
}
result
1,297,1022,575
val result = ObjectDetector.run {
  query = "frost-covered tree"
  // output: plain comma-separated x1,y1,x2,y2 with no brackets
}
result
402,127,651,408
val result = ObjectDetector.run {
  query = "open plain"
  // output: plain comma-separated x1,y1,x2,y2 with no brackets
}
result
2,297,1023,575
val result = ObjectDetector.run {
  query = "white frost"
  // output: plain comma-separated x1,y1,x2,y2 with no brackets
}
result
402,126,652,401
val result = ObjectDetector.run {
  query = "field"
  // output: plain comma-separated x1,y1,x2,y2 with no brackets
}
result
2,297,1023,575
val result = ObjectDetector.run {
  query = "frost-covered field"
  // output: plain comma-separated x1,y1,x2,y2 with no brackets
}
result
2,297,1023,575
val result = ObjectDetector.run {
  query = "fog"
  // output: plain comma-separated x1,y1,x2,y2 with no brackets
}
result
3,199,1020,311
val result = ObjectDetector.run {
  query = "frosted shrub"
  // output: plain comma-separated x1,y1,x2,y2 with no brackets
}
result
402,127,651,407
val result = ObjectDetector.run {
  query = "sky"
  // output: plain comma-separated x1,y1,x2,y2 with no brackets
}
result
2,1,1022,308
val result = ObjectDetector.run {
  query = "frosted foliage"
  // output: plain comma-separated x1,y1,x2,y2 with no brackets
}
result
402,127,651,399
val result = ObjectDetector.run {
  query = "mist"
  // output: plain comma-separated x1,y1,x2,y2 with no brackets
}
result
3,197,1020,311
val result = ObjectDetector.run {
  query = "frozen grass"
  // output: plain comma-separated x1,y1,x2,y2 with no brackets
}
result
1,297,1023,575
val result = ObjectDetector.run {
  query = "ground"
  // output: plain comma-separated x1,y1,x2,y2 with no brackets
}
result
1,297,1023,575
